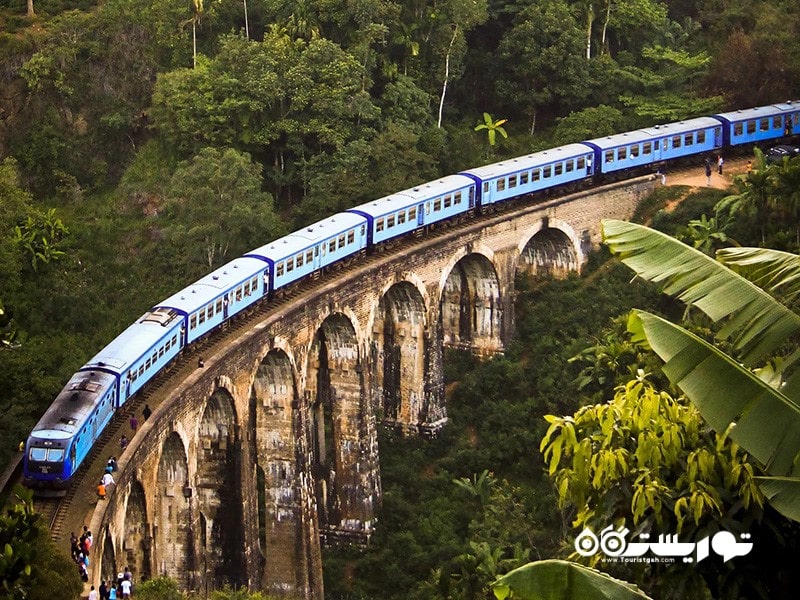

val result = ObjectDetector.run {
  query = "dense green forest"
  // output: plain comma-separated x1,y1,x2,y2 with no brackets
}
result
3,0,800,598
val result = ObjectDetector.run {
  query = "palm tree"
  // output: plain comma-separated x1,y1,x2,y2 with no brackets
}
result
474,112,509,147
602,219,800,521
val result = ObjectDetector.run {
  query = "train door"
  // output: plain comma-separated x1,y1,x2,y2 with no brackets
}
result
714,126,722,148
468,187,476,209
417,203,425,225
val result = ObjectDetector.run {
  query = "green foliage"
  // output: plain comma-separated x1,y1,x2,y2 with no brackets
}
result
133,576,186,600
160,147,285,273
0,485,81,600
541,379,763,534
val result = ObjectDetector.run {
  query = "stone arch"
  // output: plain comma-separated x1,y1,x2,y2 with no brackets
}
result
196,388,244,591
372,281,427,432
101,527,116,584
123,480,151,583
306,313,376,543
155,431,193,588
439,253,503,354
518,218,581,278
250,348,301,592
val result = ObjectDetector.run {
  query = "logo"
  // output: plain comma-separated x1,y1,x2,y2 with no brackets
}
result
574,526,753,564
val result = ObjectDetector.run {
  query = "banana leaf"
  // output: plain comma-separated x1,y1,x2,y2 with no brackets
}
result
717,247,800,303
602,219,800,367
492,560,652,600
755,476,800,522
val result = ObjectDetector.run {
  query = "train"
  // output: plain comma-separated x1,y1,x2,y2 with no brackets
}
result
22,100,800,492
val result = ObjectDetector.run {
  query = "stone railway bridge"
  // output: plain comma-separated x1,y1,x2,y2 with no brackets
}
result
80,176,655,598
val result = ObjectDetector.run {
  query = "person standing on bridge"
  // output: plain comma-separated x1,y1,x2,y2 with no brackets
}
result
143,404,152,421
705,158,712,185
102,471,115,489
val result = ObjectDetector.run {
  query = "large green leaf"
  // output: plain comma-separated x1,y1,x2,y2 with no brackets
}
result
492,559,653,600
755,476,800,522
602,220,800,366
717,247,800,303
628,311,800,477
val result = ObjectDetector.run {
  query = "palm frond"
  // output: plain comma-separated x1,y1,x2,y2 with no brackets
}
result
603,220,800,366
628,311,800,477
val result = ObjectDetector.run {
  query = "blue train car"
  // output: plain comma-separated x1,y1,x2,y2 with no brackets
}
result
84,312,185,405
347,176,475,245
23,370,118,490
154,257,268,345
460,144,594,206
713,101,800,147
246,212,368,291
585,117,723,175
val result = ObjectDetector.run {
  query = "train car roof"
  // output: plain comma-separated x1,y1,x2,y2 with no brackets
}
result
155,256,267,312
30,370,117,439
349,175,475,217
460,144,593,179
714,101,800,122
83,316,182,374
585,117,721,149
247,212,367,259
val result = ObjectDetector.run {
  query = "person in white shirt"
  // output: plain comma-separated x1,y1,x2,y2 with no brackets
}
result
102,472,115,487
120,579,132,599
88,586,99,600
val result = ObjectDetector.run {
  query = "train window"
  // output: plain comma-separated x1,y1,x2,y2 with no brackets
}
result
746,120,756,134
252,276,258,289
146,358,152,369
643,142,652,154
30,448,46,461
672,136,682,148
734,123,744,136
190,315,197,329
131,371,137,382
329,240,336,252
409,207,417,220
348,230,355,243
306,250,314,262
520,172,529,184
554,163,563,176
697,131,706,144
605,150,614,162
577,157,585,169
286,258,294,272
138,365,144,377
159,347,165,358
444,194,453,206
321,244,326,256
774,116,783,129
216,299,222,313
152,351,157,363
434,198,443,210
198,310,206,324
244,282,251,296
543,166,552,178
172,335,178,346
236,287,243,301
386,216,395,228
630,145,639,158
48,448,64,462
338,234,345,248
296,253,303,267
618,147,627,160
425,202,430,214
496,180,505,192
455,191,463,204
508,176,517,189
361,225,366,235
376,218,384,232
397,211,406,225
662,139,668,151
483,182,489,194
565,160,574,173
277,263,284,277
760,118,770,131
684,133,693,146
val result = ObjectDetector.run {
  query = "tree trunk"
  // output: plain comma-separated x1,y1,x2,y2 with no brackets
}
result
243,0,249,40
600,1,612,55
585,4,594,59
26,0,34,17
438,25,459,129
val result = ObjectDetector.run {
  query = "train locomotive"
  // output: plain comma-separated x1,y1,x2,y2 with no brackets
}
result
22,100,800,492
